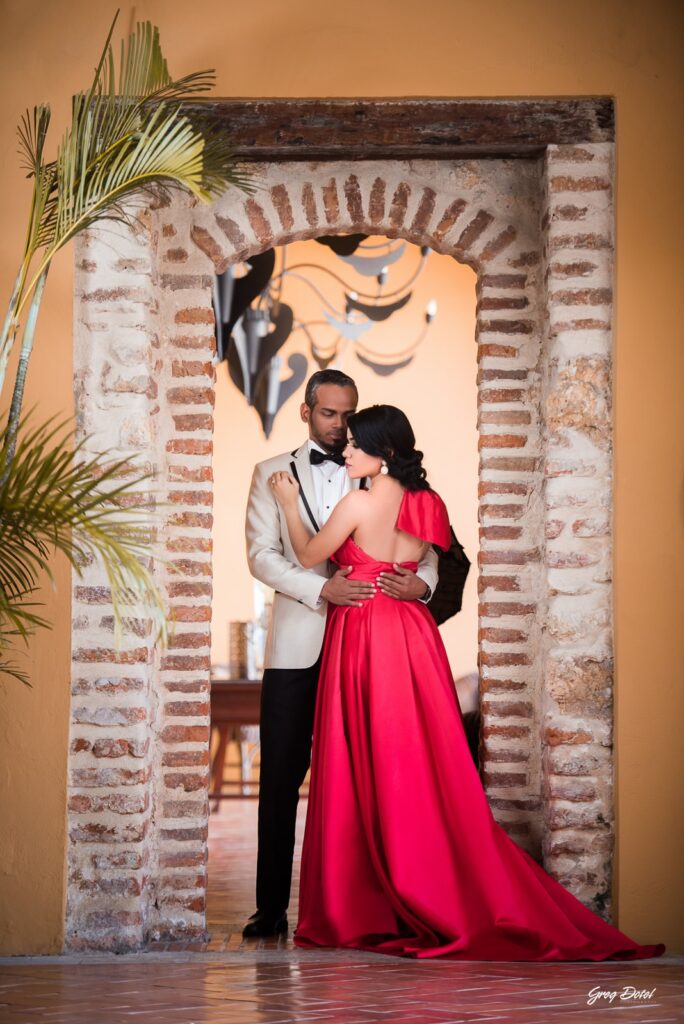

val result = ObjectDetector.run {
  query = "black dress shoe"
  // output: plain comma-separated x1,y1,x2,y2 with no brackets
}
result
242,910,288,938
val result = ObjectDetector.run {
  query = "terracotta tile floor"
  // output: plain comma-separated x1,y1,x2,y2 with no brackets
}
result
1,798,682,1024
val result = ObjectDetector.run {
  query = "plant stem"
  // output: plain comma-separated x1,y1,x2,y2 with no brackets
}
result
2,269,48,468
0,270,25,399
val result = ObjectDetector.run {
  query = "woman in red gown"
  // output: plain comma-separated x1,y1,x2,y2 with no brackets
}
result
269,405,665,962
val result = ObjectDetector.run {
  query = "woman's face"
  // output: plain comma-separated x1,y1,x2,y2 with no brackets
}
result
343,433,383,480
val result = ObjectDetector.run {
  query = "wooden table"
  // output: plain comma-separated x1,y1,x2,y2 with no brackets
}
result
210,678,262,801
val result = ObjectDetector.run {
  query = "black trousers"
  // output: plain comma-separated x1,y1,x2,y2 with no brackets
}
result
255,652,322,917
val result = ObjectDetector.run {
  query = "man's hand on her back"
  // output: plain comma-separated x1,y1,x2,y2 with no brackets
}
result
321,566,375,608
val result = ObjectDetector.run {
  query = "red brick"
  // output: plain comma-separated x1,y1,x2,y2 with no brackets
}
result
169,512,213,529
480,525,522,540
432,198,466,242
271,184,294,231
215,214,247,252
172,414,213,431
479,602,536,617
160,872,205,891
161,653,211,672
167,386,215,406
164,772,208,792
165,248,188,263
478,481,528,496
479,549,539,566
482,699,533,717
481,457,538,471
174,307,214,325
167,633,210,651
168,466,213,484
549,233,610,251
478,369,528,383
479,319,534,335
479,225,516,262
164,681,208,693
189,225,227,268
368,176,386,225
169,559,211,577
410,186,436,234
478,344,518,359
172,360,214,378
479,388,525,404
74,586,111,604
245,198,273,246
161,724,210,743
478,296,529,311
72,647,151,665
170,334,216,351
166,537,212,553
172,605,212,623
478,575,521,593
160,823,208,839
456,210,494,250
165,700,209,716
160,850,207,868
551,287,612,306
162,750,210,768
550,175,610,192
381,181,409,230
322,178,340,225
302,181,318,227
483,770,527,787
168,490,212,507
480,503,525,518
480,678,527,693
479,627,528,643
480,652,530,667
482,723,530,739
168,582,212,598
481,273,527,288
71,767,149,787
479,434,527,449
166,439,213,455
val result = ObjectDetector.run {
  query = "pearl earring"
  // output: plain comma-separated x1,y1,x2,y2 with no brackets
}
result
380,459,389,475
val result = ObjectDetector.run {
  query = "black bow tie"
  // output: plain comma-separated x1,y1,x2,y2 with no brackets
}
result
309,449,345,467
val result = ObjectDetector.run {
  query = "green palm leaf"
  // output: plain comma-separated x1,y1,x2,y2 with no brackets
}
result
0,412,171,684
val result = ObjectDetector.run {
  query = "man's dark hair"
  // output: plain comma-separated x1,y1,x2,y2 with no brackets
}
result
304,369,358,410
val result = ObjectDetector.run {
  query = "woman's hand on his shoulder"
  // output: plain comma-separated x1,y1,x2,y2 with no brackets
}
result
268,470,300,506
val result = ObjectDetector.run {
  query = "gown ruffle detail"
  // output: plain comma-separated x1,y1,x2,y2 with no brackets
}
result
395,487,451,550
293,488,666,961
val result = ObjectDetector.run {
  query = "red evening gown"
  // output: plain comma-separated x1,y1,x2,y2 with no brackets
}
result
293,488,666,961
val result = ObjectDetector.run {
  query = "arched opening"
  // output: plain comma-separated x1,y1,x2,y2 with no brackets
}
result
67,128,615,950
206,233,479,940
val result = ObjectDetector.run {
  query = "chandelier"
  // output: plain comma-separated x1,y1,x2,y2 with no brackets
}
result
212,235,437,437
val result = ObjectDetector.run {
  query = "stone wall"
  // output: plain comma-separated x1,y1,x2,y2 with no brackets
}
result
66,151,614,949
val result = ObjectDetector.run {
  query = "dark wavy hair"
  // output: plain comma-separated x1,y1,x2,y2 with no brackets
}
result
347,405,430,491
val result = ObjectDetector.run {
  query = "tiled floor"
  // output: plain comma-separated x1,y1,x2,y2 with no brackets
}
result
1,798,682,1024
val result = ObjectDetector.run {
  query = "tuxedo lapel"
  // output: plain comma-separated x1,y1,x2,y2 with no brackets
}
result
291,442,320,530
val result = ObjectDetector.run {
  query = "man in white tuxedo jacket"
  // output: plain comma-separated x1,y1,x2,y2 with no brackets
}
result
243,370,439,937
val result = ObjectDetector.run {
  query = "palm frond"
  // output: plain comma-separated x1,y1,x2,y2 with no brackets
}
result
18,15,252,305
0,412,170,683
17,105,52,179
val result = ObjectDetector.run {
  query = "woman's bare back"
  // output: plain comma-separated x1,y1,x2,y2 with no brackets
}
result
350,481,429,564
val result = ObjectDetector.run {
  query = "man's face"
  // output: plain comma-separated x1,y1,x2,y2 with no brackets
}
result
301,384,358,452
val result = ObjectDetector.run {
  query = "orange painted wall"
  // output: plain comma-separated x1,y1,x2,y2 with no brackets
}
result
0,0,681,954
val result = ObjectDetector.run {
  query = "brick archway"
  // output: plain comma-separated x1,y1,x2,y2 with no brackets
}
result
68,116,614,950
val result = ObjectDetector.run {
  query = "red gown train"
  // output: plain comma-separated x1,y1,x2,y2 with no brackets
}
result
294,488,665,961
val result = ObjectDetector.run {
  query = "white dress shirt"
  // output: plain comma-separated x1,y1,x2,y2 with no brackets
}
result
308,439,351,524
